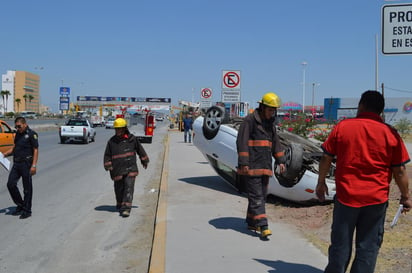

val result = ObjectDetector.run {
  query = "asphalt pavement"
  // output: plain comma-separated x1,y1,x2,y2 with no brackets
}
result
150,131,328,273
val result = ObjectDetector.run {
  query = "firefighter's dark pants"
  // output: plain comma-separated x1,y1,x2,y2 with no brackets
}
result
246,175,269,227
114,175,136,212
7,161,33,214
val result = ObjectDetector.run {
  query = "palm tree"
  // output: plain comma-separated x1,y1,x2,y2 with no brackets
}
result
23,94,29,110
15,98,21,113
1,90,11,113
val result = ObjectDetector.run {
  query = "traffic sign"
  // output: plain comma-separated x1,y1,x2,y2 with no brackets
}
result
60,87,71,96
200,101,212,109
382,4,412,54
222,90,241,103
201,88,212,99
222,70,241,90
59,96,70,110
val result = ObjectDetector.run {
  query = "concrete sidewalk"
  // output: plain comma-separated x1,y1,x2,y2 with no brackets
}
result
155,131,327,273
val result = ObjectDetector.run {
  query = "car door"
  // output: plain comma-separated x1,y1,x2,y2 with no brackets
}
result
0,120,15,154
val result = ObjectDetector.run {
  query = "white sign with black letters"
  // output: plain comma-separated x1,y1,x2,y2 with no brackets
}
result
222,90,241,103
382,4,412,54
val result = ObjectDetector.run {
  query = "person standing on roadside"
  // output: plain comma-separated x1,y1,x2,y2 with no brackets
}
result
3,117,39,219
183,114,193,143
316,90,411,273
103,118,149,217
236,92,286,239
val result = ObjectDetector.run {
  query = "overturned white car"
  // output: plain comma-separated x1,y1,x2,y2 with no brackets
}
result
193,106,336,204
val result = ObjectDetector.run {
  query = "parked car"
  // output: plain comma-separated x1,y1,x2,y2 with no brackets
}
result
0,120,15,154
193,106,336,204
105,117,115,129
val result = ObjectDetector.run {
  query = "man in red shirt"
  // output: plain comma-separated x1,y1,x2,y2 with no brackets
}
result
316,90,411,273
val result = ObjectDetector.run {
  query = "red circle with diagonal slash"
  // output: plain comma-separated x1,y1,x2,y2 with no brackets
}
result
201,88,212,99
223,72,240,88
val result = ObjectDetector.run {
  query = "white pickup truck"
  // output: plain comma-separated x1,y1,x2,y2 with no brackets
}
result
59,118,96,144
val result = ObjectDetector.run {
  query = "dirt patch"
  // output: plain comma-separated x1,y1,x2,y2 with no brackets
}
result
266,167,412,273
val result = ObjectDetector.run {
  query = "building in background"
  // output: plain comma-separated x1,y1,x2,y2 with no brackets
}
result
1,70,40,114
324,97,412,125
1,70,15,114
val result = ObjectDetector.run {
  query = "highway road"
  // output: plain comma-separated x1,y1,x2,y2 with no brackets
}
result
0,121,169,273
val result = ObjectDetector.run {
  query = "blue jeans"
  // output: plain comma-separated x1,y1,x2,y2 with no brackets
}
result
324,200,387,273
184,129,192,142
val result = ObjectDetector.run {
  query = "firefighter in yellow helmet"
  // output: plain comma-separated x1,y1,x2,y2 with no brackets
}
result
236,92,286,239
103,118,150,217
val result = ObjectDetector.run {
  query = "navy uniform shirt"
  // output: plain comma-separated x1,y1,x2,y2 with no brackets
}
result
13,127,39,160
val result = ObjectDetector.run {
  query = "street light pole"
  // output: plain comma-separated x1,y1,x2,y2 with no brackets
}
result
301,61,308,113
311,82,320,110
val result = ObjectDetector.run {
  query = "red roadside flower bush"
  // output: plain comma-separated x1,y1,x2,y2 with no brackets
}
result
278,111,336,142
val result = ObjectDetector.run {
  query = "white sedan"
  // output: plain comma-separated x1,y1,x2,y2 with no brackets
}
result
193,106,336,204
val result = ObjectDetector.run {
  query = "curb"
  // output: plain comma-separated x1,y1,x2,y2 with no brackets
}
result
148,133,169,273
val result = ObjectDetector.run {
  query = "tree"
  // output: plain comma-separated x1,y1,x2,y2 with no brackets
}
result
1,90,11,113
23,94,34,110
23,93,28,106
15,98,21,113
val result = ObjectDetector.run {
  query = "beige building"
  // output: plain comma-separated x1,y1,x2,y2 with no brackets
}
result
14,71,40,113
1,70,40,113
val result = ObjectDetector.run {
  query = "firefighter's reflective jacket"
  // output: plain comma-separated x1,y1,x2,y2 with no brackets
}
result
103,131,149,181
236,110,285,176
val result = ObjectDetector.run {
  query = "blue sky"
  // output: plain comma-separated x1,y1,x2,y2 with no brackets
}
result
1,0,412,112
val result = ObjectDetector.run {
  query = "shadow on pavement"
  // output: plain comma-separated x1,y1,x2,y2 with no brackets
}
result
0,206,17,215
179,176,242,197
254,258,324,273
209,216,259,238
94,205,138,212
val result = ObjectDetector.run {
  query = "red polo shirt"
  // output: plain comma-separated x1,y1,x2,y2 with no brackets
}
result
322,112,410,207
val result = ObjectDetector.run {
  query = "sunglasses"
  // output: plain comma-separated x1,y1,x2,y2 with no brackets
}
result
15,125,22,129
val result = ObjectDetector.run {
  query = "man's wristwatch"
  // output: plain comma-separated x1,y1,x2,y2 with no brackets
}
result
31,165,36,168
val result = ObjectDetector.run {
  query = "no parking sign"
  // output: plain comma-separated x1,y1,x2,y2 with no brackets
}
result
201,88,212,99
222,70,241,90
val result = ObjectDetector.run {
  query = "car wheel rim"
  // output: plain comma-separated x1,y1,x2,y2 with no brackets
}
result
205,108,222,130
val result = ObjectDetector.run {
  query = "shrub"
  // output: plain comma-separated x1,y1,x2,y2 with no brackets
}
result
278,111,335,141
278,112,316,138
393,118,412,138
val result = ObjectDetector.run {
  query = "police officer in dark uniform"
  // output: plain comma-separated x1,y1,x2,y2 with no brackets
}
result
3,117,39,219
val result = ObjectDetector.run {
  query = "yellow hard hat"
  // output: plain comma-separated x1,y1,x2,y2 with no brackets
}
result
258,92,281,108
114,118,127,128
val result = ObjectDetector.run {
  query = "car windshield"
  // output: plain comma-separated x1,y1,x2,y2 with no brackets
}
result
67,120,88,126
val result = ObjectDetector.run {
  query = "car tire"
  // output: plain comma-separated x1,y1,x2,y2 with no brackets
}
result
60,137,66,144
202,106,225,140
83,135,89,144
276,142,304,187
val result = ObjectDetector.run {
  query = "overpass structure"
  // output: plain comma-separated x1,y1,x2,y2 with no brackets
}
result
74,96,172,115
